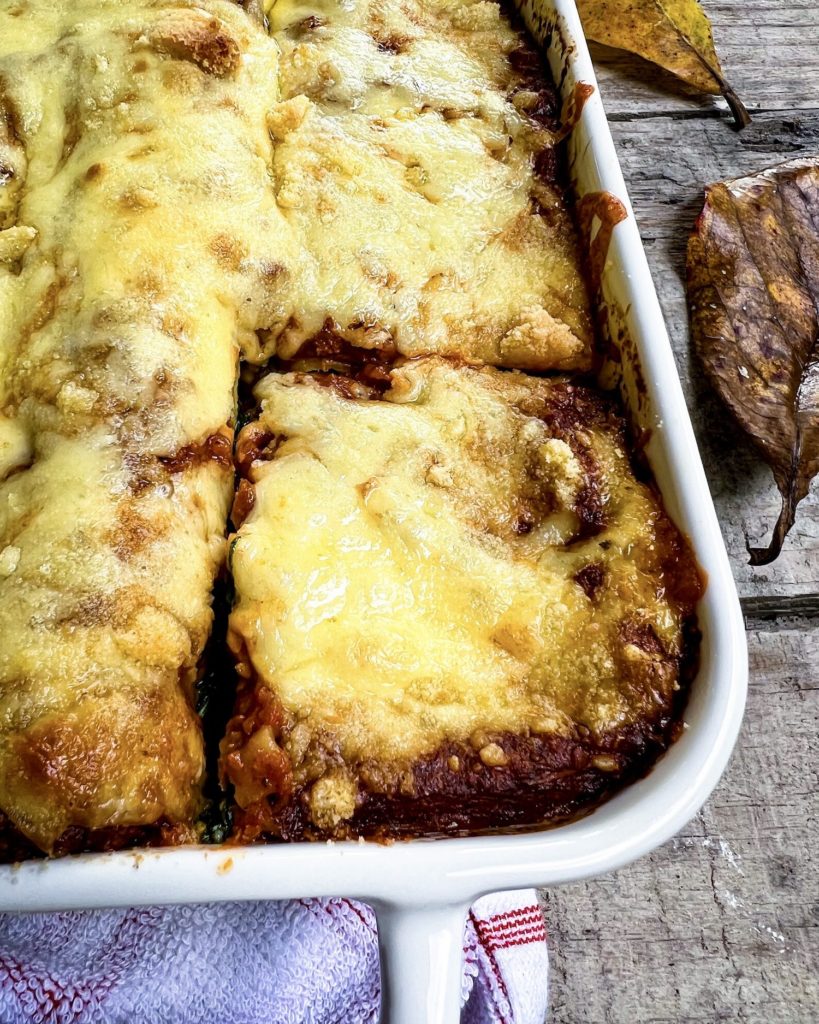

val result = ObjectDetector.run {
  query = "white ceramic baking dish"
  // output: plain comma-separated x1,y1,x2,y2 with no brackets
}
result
0,1,748,1020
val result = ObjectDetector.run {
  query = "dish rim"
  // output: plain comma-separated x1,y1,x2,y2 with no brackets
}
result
0,1,747,1016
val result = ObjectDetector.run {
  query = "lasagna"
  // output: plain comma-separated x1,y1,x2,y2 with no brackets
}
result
0,0,702,857
0,0,297,853
264,0,595,371
223,360,702,840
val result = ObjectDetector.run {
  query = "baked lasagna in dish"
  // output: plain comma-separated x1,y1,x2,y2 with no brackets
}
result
0,0,296,854
223,360,701,840
264,0,594,372
0,0,702,858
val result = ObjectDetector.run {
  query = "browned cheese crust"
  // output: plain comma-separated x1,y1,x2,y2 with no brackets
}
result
0,0,300,853
222,360,703,843
263,0,595,371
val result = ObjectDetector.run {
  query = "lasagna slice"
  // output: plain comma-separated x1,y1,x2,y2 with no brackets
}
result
262,0,594,372
0,0,299,854
223,359,702,841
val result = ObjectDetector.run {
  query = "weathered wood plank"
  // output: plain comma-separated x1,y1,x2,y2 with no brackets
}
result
608,110,819,598
588,0,819,119
542,622,819,1024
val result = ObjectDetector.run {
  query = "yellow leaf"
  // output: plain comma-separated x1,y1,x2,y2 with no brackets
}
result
577,0,750,126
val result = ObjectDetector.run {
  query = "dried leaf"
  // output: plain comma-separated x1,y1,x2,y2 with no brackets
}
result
687,158,819,565
577,0,749,128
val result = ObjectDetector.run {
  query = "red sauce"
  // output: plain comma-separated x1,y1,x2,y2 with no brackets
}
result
161,427,233,475
221,678,293,844
576,191,628,295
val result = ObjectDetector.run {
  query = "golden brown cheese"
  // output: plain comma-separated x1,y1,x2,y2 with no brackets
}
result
0,0,701,854
0,0,301,851
224,360,702,838
263,0,594,370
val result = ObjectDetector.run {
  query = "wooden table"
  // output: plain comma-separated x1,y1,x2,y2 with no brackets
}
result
542,3,819,1020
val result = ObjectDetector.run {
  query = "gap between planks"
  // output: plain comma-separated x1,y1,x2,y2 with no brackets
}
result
606,104,819,123
741,593,819,626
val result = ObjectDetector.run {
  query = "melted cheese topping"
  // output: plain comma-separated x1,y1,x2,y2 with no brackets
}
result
0,430,227,847
230,361,694,830
0,0,302,453
0,0,694,850
264,0,593,369
0,0,300,849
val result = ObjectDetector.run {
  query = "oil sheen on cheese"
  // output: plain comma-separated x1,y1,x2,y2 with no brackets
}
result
264,0,594,370
230,361,696,831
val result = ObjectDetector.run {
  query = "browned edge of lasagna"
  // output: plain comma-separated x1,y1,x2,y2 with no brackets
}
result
0,0,300,858
262,0,596,373
220,359,703,844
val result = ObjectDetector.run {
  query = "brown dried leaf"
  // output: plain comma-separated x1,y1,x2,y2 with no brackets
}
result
577,0,749,127
687,158,819,565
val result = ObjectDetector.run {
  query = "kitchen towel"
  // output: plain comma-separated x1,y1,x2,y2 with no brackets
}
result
0,890,548,1023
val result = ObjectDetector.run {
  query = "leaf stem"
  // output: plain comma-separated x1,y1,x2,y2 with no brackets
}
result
721,81,751,130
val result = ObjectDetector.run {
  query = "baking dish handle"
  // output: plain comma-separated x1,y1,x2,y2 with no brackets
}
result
376,901,468,1023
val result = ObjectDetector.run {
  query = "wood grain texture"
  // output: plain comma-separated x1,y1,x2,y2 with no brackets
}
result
539,0,819,1019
